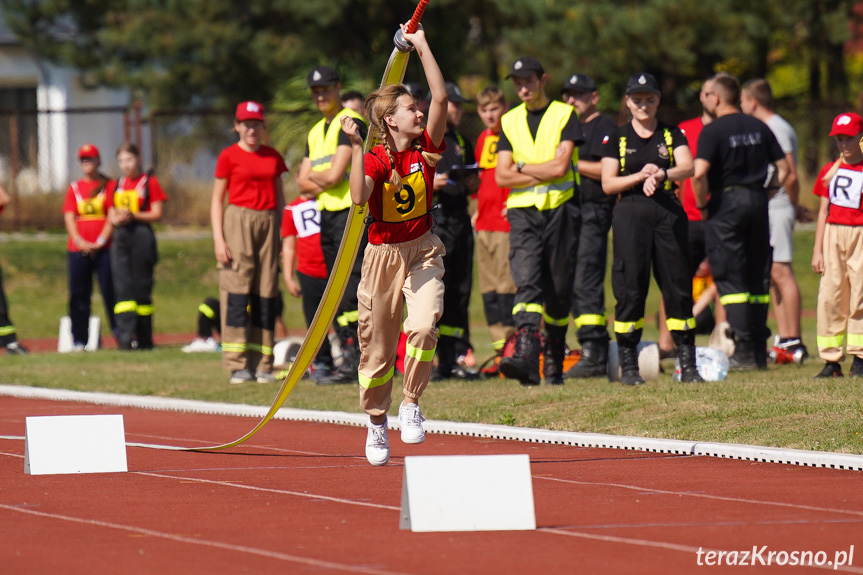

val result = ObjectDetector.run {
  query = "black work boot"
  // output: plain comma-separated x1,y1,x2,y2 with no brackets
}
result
136,315,154,350
728,340,757,371
499,328,542,386
618,343,644,386
543,335,566,385
564,339,608,379
676,343,704,382
325,327,360,384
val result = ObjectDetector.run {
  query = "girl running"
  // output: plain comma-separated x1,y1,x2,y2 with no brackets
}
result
342,23,446,465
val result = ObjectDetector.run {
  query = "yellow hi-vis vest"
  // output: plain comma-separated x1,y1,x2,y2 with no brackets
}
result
308,107,366,212
501,101,578,211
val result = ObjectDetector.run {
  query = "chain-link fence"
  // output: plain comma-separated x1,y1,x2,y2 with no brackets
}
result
0,102,854,230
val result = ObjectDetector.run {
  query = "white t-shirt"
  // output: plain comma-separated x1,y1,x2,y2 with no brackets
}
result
766,113,798,208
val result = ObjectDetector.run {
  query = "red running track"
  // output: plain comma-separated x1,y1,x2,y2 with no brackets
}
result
1,396,861,574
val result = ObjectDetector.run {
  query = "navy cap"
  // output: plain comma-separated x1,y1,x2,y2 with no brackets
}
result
625,73,660,95
445,82,467,103
561,73,597,94
307,66,340,87
404,82,426,100
506,56,545,79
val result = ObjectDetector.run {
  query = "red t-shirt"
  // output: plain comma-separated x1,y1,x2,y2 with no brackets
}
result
474,128,510,233
62,179,114,252
280,197,327,279
813,160,863,226
214,144,288,211
113,173,168,213
678,116,704,222
364,129,445,244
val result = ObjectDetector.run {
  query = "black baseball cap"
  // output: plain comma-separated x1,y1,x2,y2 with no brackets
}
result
506,56,545,79
625,73,660,95
405,82,426,100
307,66,340,87
445,82,467,103
561,73,597,94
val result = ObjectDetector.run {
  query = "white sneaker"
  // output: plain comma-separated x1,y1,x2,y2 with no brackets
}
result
182,337,220,353
398,401,426,444
365,419,390,466
255,370,277,384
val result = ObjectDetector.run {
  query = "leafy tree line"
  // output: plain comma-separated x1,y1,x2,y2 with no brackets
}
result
2,0,858,112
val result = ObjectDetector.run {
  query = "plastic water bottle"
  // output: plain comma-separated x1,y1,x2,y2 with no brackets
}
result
673,346,729,381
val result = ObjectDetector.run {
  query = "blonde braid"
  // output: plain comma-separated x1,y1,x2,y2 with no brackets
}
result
382,136,403,191
822,158,844,183
414,142,442,167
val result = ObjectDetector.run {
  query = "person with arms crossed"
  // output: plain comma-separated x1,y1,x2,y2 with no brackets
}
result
692,74,789,370
495,56,584,386
560,73,617,379
297,65,369,383
341,23,447,466
211,101,287,385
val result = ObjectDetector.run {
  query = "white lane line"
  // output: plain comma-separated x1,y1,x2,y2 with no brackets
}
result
134,471,400,511
0,503,412,575
539,477,863,517
539,529,863,574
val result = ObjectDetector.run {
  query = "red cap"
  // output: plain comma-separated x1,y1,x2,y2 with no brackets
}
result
829,113,863,137
235,101,265,122
78,143,100,159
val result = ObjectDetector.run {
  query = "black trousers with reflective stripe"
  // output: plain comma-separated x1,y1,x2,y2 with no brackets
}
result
611,194,693,347
0,262,17,346
320,208,367,331
508,198,579,332
111,223,158,346
432,208,474,342
571,196,614,343
704,188,772,344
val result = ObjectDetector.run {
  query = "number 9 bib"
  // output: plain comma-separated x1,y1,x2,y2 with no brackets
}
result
381,168,427,223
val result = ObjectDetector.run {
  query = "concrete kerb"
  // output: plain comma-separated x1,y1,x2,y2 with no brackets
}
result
0,384,860,471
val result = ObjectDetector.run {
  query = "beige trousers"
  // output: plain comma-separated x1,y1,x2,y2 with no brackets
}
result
219,205,280,372
476,230,517,348
357,232,445,417
817,223,863,362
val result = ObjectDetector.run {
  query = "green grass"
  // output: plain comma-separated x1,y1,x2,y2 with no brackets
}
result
2,225,862,454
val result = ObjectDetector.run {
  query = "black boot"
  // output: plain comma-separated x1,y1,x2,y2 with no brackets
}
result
499,328,541,386
676,343,703,382
324,326,360,384
543,335,566,385
564,339,608,379
618,343,644,386
431,335,458,381
136,315,154,350
729,340,757,371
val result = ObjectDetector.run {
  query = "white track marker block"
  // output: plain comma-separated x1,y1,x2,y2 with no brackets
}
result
400,454,536,532
86,315,101,351
24,415,128,475
57,316,73,353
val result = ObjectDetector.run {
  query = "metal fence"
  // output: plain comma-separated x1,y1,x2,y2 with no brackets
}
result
0,102,853,230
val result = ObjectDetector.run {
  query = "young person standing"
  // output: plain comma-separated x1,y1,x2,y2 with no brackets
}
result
62,144,117,351
495,57,584,386
297,66,368,383
211,101,287,384
0,182,27,354
110,143,166,350
600,73,701,385
473,86,516,358
560,73,617,379
341,23,447,466
810,112,863,378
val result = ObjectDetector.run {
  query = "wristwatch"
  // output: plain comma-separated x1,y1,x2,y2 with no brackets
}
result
517,161,525,173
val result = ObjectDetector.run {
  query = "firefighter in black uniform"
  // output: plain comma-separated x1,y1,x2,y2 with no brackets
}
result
600,73,701,385
560,73,618,379
496,57,584,386
432,82,479,379
692,73,788,370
